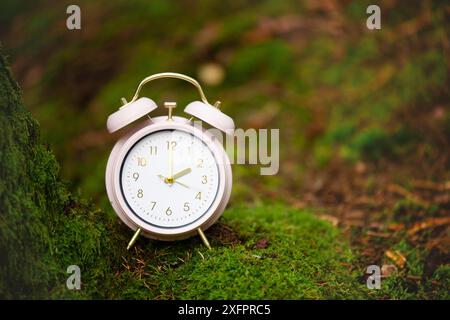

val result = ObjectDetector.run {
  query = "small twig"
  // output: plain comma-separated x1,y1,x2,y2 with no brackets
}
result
411,179,450,191
366,231,392,238
407,217,450,236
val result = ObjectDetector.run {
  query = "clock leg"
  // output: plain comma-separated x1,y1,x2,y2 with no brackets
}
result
197,228,212,250
126,228,142,250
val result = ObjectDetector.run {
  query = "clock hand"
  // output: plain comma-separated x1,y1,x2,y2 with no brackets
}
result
173,180,190,189
157,174,167,181
168,140,174,180
172,168,192,180
174,179,205,192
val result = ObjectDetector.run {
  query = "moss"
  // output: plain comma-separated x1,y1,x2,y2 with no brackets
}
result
229,40,294,84
0,51,56,298
345,127,392,161
0,50,122,299
168,205,366,299
431,265,450,299
375,241,450,299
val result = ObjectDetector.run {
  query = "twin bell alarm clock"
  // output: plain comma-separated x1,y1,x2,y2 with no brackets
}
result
105,73,234,250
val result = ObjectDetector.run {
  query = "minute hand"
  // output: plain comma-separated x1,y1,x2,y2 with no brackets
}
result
171,168,192,180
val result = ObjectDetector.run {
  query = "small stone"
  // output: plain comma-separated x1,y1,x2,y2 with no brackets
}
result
381,264,398,277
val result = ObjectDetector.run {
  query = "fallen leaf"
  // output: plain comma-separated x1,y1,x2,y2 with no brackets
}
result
411,179,450,191
194,22,222,50
387,223,405,232
381,264,398,277
385,250,407,268
243,102,280,129
318,214,339,227
387,184,430,207
367,231,392,238
254,238,269,249
407,217,450,236
354,161,366,174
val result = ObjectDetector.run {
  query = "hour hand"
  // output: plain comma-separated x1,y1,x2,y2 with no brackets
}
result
172,168,192,180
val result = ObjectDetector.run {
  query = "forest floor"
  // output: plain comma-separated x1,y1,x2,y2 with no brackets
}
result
1,0,449,298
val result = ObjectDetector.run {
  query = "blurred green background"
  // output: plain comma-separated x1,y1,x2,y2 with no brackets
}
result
0,0,449,299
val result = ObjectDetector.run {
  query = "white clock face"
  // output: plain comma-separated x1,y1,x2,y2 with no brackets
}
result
120,129,220,228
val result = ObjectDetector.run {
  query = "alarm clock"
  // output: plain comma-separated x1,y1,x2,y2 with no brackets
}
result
105,73,234,249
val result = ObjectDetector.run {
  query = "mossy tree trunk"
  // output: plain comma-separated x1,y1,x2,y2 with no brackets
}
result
0,51,125,299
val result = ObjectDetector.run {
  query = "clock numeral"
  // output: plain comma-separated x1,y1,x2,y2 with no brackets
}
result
195,192,202,200
132,172,139,181
150,201,156,211
183,202,190,212
197,159,204,168
166,141,177,150
201,175,208,184
149,146,157,155
137,157,147,167
137,189,143,198
165,207,173,216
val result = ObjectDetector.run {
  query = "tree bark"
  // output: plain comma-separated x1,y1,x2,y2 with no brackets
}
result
0,50,123,299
